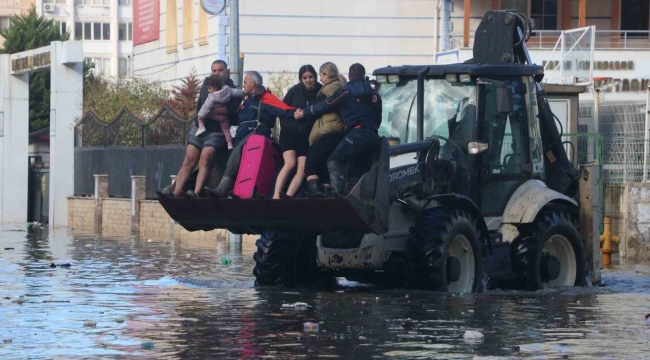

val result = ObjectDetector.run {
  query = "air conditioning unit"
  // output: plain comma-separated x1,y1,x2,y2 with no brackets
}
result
44,3,55,12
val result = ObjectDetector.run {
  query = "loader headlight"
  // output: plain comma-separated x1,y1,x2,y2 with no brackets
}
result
445,74,458,83
375,75,387,84
459,74,472,83
468,141,489,155
387,75,400,84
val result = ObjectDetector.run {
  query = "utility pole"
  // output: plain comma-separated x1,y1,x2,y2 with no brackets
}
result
229,0,241,87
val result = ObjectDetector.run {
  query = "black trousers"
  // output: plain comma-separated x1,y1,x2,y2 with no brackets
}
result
305,132,344,184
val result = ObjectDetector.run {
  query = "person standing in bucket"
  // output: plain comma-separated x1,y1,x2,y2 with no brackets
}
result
295,63,382,196
273,64,322,199
209,71,296,198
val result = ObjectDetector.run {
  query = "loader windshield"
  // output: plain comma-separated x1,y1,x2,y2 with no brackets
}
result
377,78,477,145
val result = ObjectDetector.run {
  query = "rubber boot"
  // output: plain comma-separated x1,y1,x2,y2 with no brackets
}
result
213,177,235,198
307,179,325,198
327,160,347,196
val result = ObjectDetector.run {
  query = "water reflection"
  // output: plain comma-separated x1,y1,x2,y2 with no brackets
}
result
1,225,649,359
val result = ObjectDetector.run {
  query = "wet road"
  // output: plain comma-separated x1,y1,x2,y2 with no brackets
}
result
1,224,650,359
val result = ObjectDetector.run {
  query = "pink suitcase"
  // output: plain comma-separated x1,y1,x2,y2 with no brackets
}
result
233,134,280,199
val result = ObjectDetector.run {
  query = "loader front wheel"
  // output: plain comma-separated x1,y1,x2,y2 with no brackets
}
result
253,230,328,287
410,208,484,293
514,210,588,290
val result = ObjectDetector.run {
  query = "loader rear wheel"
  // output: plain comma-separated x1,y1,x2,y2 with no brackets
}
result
514,210,588,290
410,208,484,293
253,230,330,287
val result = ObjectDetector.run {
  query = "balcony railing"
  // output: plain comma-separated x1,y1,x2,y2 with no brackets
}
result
447,30,650,51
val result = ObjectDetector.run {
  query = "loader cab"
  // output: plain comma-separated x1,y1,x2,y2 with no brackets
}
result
374,64,546,218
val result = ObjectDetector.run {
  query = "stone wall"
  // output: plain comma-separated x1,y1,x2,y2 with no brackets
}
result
101,199,131,238
139,201,172,239
623,183,650,262
67,198,95,234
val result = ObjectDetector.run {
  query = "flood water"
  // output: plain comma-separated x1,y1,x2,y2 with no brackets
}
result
1,224,650,359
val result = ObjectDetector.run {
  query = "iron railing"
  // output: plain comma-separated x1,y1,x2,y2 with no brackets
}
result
447,30,650,50
75,105,196,147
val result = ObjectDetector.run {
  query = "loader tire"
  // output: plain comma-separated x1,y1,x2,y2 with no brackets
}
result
253,230,331,287
409,207,484,293
513,210,588,290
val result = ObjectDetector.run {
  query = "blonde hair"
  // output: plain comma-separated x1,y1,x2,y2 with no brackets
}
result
319,62,347,85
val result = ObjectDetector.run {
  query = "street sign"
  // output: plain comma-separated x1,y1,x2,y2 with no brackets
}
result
201,0,226,15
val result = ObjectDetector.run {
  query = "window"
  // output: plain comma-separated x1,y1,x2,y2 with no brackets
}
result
479,77,529,215
501,0,527,14
621,0,649,38
118,58,127,78
119,23,133,41
531,0,558,30
75,22,82,40
84,57,111,75
118,0,132,5
44,0,68,3
93,23,101,40
84,22,91,39
60,21,67,36
0,17,11,32
119,23,126,40
102,22,110,40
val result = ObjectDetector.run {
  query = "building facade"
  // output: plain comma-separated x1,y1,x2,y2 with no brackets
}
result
0,0,35,44
35,0,134,77
130,0,649,101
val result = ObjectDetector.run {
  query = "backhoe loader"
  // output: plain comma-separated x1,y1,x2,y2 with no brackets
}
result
158,10,588,292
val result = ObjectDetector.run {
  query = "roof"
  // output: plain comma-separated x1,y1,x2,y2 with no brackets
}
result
372,63,545,77
29,127,50,142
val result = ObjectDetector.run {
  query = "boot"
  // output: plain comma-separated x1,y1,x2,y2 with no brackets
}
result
213,177,235,198
327,160,347,196
307,179,325,198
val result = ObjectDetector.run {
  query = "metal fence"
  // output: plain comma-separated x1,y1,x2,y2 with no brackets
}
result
74,105,196,147
447,30,650,50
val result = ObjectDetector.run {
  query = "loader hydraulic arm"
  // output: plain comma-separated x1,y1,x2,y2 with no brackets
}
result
469,10,579,198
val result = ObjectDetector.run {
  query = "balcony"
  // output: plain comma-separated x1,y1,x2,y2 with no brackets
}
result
447,30,650,51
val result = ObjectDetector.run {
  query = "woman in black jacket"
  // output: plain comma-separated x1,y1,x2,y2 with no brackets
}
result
273,65,323,199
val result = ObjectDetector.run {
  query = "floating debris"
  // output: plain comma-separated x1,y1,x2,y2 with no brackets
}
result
83,321,97,328
282,302,310,309
463,330,484,341
221,257,232,266
3,247,14,250
141,342,154,350
303,322,319,332
3,339,12,344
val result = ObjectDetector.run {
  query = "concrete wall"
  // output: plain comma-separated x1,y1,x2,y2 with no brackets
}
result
623,183,650,262
67,197,94,233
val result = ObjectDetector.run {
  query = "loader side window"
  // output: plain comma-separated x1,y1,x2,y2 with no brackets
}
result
479,79,529,216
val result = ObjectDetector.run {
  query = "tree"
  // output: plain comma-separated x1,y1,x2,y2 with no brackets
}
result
166,67,201,118
0,5,70,132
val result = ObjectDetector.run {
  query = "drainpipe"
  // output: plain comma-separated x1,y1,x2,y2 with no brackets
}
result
440,0,452,51
434,0,442,54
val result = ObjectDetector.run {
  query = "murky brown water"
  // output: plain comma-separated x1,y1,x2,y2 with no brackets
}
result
1,223,650,359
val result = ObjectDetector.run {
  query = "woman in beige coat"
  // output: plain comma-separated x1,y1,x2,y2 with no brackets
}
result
304,62,348,197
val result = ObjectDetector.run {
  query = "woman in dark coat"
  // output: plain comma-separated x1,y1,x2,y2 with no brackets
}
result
273,65,323,199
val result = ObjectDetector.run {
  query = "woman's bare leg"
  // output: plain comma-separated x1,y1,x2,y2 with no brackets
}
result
286,156,306,197
273,150,297,199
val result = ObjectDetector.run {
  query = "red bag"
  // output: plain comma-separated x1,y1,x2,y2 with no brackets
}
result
233,135,280,199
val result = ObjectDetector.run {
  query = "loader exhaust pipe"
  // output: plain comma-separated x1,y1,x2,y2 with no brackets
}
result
417,67,430,142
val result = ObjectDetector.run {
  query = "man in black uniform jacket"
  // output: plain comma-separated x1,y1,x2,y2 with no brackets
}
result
295,63,382,196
